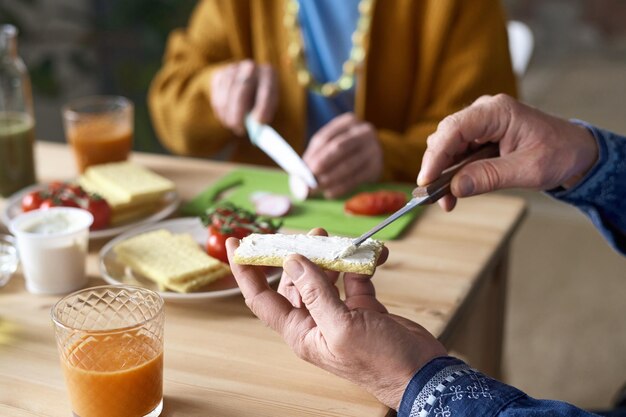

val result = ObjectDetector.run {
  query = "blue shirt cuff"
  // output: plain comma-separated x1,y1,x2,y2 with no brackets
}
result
545,120,626,255
399,356,526,417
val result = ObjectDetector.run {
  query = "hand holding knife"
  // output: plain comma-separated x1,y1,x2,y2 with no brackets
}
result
335,144,500,258
245,114,318,195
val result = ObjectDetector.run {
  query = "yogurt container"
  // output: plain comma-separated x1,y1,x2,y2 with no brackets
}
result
9,207,93,294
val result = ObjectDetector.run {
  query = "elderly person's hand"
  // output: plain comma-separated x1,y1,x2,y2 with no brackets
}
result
303,113,383,199
226,233,446,410
210,60,278,135
418,94,599,211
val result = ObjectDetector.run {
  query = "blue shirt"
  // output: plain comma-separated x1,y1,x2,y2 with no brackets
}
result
297,0,359,140
400,357,601,417
400,123,626,416
547,121,626,255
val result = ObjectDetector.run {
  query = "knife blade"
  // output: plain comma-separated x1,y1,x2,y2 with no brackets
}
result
245,115,318,189
335,144,500,259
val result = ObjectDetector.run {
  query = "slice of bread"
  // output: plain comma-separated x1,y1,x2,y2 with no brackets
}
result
114,229,230,292
234,233,383,275
82,161,175,205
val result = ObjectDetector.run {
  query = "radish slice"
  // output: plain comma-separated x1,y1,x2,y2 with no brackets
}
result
289,175,310,201
250,191,270,203
254,194,292,217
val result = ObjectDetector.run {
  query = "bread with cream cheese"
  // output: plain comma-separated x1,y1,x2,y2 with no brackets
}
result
233,233,383,275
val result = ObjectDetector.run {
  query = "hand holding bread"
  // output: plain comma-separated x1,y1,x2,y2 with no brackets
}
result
226,231,447,410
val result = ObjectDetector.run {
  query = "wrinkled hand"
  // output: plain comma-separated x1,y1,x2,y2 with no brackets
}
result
303,113,383,199
277,228,340,308
226,232,446,410
210,60,278,135
418,94,599,211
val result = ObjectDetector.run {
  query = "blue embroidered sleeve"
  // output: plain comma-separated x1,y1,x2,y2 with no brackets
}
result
546,121,626,255
399,356,599,417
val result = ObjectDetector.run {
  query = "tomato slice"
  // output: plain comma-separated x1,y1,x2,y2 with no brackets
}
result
345,190,407,216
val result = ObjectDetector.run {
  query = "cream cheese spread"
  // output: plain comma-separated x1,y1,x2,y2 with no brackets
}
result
236,233,381,265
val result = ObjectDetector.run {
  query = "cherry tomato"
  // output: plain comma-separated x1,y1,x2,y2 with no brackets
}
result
47,181,66,194
206,225,231,264
345,190,407,216
39,198,61,210
59,196,81,208
21,191,44,212
63,184,87,198
202,203,282,264
86,197,111,230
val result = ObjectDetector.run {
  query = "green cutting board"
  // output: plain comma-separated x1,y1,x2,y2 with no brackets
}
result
182,167,422,240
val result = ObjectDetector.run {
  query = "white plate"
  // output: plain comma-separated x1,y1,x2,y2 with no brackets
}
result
99,217,281,302
1,183,180,240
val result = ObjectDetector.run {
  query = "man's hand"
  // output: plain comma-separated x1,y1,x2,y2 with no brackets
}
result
210,60,278,135
226,233,446,410
418,94,599,211
304,113,383,198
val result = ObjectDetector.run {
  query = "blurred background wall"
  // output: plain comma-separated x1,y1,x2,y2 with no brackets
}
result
2,0,625,411
0,0,196,152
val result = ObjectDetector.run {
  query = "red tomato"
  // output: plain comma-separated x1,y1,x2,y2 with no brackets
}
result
59,196,81,208
47,181,66,194
39,198,61,210
21,191,44,212
86,197,111,230
63,184,87,198
345,191,407,216
206,225,231,264
202,203,282,264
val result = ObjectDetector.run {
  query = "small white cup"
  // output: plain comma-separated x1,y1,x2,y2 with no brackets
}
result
9,207,93,295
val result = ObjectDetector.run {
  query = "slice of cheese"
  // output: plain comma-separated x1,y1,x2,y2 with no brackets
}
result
82,161,175,205
110,204,162,226
114,229,229,292
161,267,230,293
234,233,383,275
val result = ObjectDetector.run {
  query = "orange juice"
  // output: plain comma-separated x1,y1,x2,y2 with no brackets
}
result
62,333,163,417
67,116,132,173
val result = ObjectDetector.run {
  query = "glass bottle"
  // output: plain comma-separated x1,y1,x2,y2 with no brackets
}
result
0,24,36,197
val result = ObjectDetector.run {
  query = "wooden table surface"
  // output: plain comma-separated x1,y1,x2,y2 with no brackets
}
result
0,142,526,417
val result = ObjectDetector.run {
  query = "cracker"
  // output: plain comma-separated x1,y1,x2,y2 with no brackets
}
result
114,229,228,292
233,233,383,275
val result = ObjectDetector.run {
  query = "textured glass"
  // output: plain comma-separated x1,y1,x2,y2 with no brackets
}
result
51,285,164,417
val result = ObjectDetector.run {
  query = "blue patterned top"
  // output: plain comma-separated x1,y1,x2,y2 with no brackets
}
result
399,357,599,417
547,121,626,255
400,122,626,416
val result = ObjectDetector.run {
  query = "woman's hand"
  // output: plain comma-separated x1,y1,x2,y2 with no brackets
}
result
418,94,599,211
210,60,279,135
303,113,383,198
226,233,446,410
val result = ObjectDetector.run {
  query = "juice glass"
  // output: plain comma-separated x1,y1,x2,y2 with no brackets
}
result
51,285,164,417
62,96,133,173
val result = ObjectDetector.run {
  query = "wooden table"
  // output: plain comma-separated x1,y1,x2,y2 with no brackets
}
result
0,142,526,417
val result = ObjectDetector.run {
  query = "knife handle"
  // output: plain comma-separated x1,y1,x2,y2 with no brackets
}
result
412,143,500,202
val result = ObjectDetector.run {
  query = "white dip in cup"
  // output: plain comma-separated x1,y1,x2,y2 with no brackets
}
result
9,207,93,294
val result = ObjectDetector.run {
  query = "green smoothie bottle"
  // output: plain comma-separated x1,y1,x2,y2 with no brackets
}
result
0,24,36,197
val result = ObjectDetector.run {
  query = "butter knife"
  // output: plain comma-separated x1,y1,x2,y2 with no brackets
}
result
336,144,499,258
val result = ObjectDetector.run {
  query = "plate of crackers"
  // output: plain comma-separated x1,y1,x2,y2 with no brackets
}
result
99,217,281,302
1,161,180,240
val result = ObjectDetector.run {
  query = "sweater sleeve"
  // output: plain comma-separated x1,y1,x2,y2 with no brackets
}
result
546,121,626,256
148,0,244,157
378,0,518,182
399,357,599,417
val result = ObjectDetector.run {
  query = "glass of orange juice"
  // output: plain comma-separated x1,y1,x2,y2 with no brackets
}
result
51,285,164,417
62,96,134,173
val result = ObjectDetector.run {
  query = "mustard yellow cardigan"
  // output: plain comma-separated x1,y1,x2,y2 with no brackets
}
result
148,0,517,182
